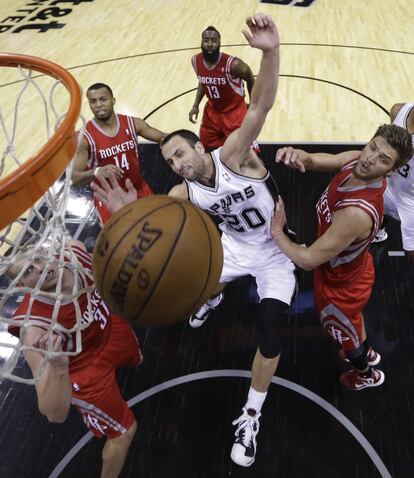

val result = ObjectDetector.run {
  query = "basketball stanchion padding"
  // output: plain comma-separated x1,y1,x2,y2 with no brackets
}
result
93,195,223,325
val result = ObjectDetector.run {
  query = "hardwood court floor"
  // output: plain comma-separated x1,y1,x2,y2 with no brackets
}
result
0,0,414,144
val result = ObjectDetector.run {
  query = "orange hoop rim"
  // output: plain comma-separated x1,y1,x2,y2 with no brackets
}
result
0,53,81,225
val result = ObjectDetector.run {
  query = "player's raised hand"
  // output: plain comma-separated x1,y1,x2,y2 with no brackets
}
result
96,164,124,180
242,13,279,52
91,172,137,214
275,147,306,173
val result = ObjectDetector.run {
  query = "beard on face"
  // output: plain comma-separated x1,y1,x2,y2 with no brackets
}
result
201,46,220,64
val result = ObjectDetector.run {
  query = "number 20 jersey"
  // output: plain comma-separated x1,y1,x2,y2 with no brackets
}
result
185,148,279,246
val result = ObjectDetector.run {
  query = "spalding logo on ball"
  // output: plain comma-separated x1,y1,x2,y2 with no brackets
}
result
92,195,223,325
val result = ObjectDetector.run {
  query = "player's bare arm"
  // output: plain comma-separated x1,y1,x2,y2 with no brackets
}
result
230,58,255,98
271,197,372,270
276,147,361,173
221,14,280,168
133,117,166,143
71,135,123,186
168,182,189,200
91,173,137,214
22,326,71,423
189,84,205,124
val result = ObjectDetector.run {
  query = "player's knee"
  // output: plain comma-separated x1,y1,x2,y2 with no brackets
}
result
102,420,137,461
256,298,288,359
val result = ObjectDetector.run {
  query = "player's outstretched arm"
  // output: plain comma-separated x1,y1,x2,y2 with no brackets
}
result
168,182,189,199
271,197,372,270
91,173,137,215
22,326,71,423
222,13,280,163
71,135,123,186
275,147,360,173
134,118,166,143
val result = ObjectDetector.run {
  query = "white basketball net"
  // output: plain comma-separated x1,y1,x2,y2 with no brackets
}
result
0,63,91,384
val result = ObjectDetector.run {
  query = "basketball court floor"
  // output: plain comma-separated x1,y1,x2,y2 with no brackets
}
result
1,1,414,477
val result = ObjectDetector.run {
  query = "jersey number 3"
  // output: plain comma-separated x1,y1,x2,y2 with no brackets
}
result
397,164,410,178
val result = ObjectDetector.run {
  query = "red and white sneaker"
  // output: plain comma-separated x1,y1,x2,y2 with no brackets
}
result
338,347,381,366
339,368,385,390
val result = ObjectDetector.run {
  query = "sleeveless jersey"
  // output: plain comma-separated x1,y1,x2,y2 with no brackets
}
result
388,103,414,198
84,113,148,192
192,52,245,113
186,148,280,245
315,159,385,287
9,245,113,374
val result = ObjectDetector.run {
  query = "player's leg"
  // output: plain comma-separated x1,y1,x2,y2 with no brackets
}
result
189,233,240,328
101,420,137,478
71,317,142,476
314,266,384,390
396,199,414,262
199,103,226,150
231,248,295,467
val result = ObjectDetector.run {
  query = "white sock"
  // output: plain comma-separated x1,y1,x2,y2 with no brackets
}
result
245,387,267,414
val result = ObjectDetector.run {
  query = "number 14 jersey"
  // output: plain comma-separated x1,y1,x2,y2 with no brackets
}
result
84,114,152,222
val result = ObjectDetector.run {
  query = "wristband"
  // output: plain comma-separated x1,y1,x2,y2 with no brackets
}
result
94,167,101,178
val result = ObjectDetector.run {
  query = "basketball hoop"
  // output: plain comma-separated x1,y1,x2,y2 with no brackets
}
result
0,53,81,230
0,53,91,385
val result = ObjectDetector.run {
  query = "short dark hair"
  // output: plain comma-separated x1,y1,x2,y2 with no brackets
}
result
160,129,201,149
86,83,113,97
372,124,413,169
202,26,220,39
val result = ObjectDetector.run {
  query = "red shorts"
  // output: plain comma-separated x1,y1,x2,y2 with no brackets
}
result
200,101,259,151
70,315,143,438
96,180,153,225
313,259,374,352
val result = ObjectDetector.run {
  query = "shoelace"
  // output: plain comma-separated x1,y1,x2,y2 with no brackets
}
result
233,414,258,447
195,303,212,319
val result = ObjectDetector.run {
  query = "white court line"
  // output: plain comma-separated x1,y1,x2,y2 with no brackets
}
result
388,251,406,256
49,370,392,478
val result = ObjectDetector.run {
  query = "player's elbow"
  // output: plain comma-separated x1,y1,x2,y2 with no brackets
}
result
41,406,70,423
299,261,315,271
39,399,70,423
296,252,318,271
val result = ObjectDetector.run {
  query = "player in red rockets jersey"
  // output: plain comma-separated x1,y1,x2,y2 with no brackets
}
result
271,124,413,390
189,26,256,150
72,83,166,224
7,240,142,478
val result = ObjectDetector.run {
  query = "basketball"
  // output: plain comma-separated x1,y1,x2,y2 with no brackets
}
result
92,195,223,325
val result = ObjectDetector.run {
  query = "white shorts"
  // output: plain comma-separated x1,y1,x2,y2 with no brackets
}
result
384,186,414,251
220,233,296,305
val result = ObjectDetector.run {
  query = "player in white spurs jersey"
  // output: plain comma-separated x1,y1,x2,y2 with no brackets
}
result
375,103,414,261
92,14,293,468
